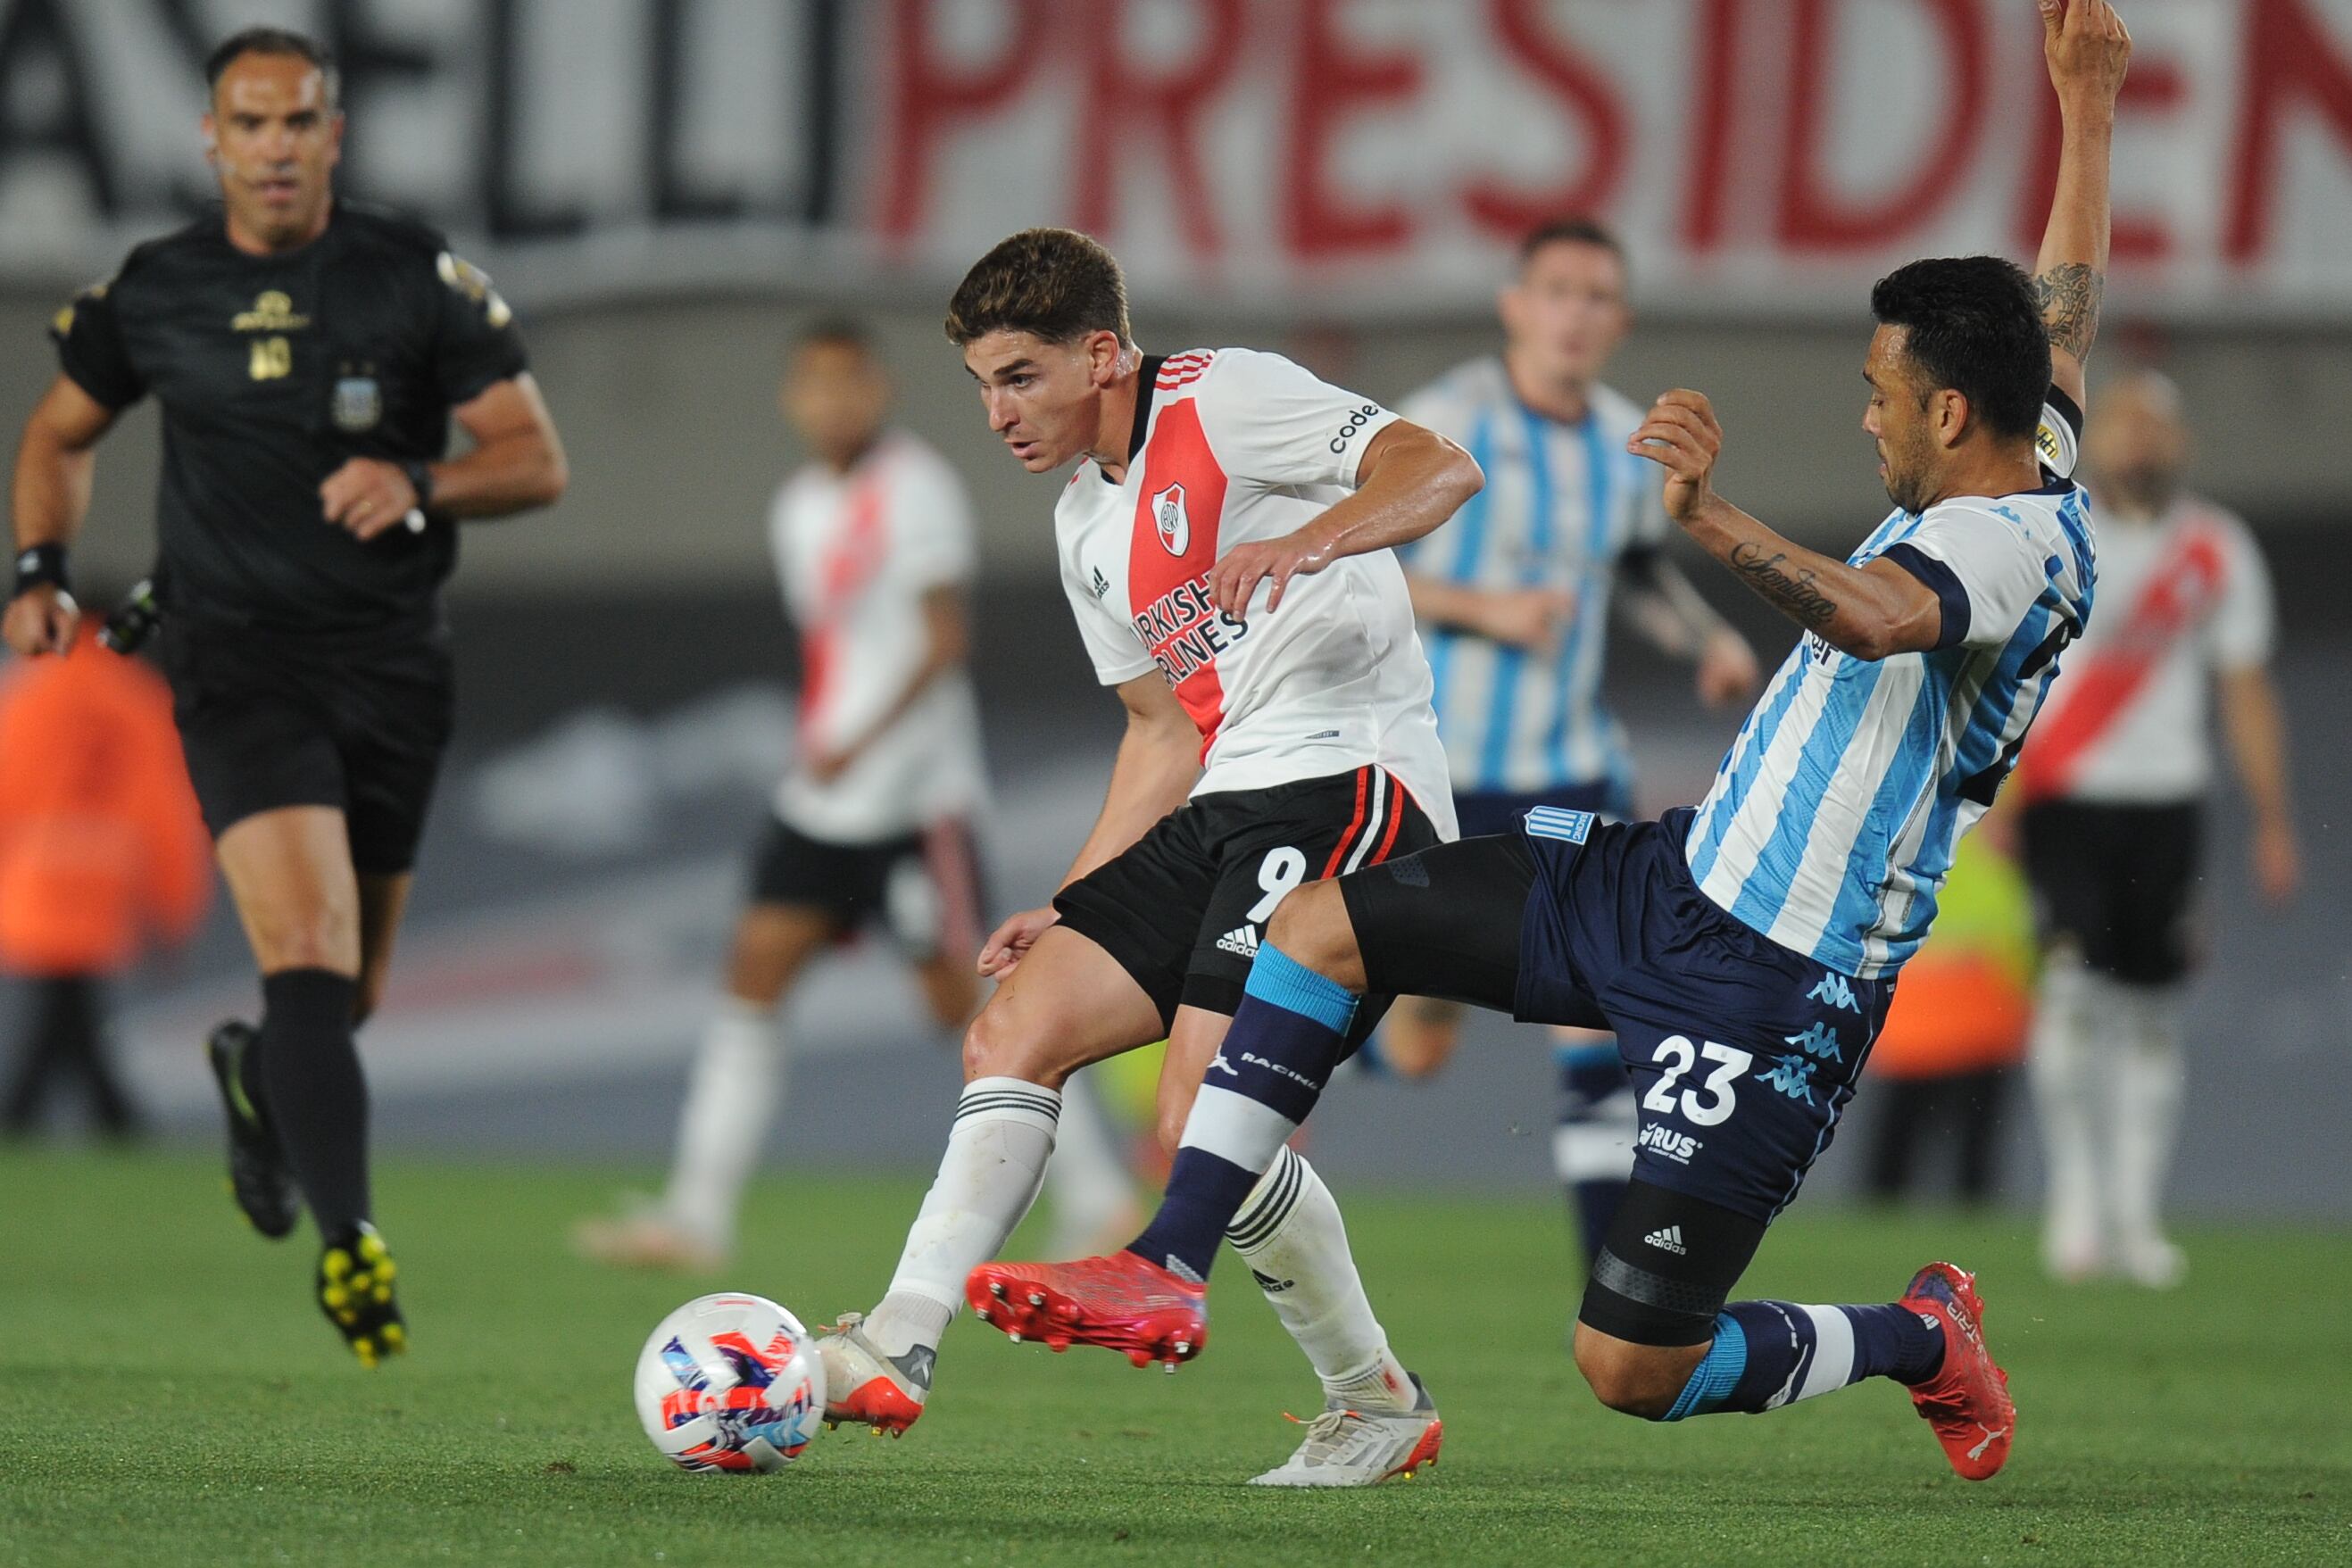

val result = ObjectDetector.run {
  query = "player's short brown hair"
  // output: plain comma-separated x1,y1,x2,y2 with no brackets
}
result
944,228,1132,349
1518,216,1625,271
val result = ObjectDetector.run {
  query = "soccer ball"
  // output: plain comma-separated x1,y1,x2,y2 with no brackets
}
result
634,1293,827,1473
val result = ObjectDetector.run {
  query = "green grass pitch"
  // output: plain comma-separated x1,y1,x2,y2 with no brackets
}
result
1,1146,2344,1566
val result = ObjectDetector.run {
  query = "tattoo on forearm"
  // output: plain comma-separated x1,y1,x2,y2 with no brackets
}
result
2032,262,2104,361
1728,542,1838,628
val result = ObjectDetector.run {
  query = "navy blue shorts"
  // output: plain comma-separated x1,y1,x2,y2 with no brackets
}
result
1513,807,1894,1222
1451,778,1630,840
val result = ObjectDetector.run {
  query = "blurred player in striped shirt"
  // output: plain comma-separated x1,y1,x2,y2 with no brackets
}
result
2017,368,2300,1289
1384,219,1758,1271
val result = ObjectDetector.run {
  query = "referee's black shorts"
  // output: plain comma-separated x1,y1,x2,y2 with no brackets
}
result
161,622,453,876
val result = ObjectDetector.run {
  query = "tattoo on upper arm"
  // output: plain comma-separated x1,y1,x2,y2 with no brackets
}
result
1728,542,1838,628
2032,262,2104,361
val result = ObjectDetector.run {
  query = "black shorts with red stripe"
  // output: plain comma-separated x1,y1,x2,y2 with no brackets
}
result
1052,766,1442,1032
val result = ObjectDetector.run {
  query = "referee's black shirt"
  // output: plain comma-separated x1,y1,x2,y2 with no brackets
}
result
50,202,528,640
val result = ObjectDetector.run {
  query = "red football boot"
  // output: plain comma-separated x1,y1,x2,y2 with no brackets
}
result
1898,1261,2015,1481
965,1251,1208,1369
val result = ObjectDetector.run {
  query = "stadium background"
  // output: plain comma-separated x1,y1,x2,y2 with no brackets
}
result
0,0,2344,1217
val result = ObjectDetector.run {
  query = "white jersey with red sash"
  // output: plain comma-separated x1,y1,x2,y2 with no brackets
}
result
769,429,987,842
2016,497,2274,805
1053,348,1457,837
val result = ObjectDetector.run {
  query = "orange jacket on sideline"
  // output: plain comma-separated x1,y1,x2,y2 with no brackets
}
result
1866,834,2035,1081
0,628,210,975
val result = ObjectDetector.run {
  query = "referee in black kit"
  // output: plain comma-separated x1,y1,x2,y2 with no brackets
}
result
4,29,566,1365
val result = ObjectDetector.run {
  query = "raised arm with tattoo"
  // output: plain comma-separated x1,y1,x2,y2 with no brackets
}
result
2032,0,2131,410
1624,391,1949,661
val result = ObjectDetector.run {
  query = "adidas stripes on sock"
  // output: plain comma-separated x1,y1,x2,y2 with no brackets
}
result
1226,1147,1417,1415
1661,1299,1944,1420
1126,946,1358,1282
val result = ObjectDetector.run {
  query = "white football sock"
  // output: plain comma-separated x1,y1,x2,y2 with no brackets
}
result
2029,956,2107,1274
661,997,781,1251
1226,1149,1415,1414
1043,1067,1138,1257
2110,983,2186,1273
868,1076,1060,1357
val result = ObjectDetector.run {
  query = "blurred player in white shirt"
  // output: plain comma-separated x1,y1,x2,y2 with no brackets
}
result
2017,368,2300,1289
576,321,1135,1269
1386,218,1758,1272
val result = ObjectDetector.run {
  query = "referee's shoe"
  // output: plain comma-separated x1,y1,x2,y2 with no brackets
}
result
204,1020,299,1239
319,1223,407,1367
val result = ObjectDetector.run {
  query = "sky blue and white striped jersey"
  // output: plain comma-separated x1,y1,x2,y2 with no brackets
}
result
1398,358,1667,798
1685,396,2094,980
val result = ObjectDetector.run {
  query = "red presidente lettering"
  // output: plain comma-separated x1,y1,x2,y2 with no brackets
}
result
1776,0,1988,251
880,0,1051,242
1283,0,1424,259
1681,0,1748,253
2014,51,2183,264
1075,0,1247,255
1464,0,1629,236
2227,0,2352,262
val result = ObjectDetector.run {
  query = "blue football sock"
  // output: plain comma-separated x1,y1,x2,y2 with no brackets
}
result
1662,1299,1945,1420
1126,945,1357,1282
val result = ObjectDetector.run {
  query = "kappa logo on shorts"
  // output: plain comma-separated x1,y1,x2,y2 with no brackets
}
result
1643,1225,1688,1256
1209,1054,1240,1078
1808,973,1860,1013
1784,1023,1843,1063
1636,1123,1701,1166
1755,1054,1819,1104
1215,924,1260,958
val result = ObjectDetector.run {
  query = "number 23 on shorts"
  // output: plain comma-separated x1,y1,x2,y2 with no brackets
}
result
1642,1035,1753,1127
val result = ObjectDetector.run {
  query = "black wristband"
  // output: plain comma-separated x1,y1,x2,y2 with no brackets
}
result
400,460,436,515
12,543,69,597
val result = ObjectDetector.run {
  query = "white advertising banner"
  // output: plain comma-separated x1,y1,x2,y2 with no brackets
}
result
2,0,2349,317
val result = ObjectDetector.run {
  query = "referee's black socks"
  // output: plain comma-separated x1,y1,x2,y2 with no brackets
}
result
258,969,371,1237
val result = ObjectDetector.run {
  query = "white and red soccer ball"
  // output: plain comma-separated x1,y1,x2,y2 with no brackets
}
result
634,1293,827,1473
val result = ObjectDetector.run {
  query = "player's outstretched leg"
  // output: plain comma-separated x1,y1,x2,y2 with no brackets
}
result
821,1074,1060,1432
968,878,1429,1390
1574,1184,2012,1480
818,925,1162,1437
967,889,1367,1362
204,1018,299,1239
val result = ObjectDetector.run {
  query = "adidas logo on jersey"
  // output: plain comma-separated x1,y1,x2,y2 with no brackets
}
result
1644,1225,1687,1257
1090,566,1111,601
1216,925,1260,958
